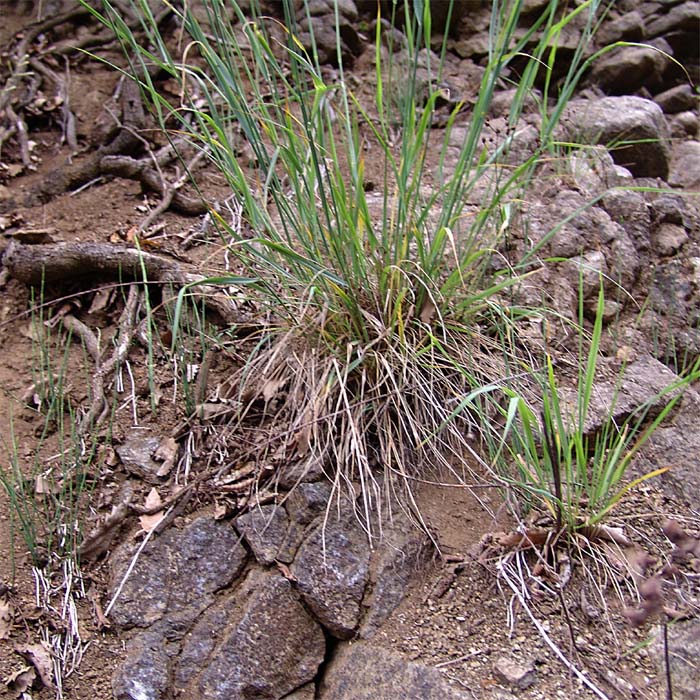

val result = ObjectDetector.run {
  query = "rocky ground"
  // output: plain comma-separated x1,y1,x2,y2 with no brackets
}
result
0,1,699,699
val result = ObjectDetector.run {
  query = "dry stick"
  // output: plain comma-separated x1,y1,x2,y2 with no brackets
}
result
498,556,610,700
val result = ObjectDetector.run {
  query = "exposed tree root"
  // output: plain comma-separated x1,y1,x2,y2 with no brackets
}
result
62,283,141,432
2,240,246,326
0,2,187,218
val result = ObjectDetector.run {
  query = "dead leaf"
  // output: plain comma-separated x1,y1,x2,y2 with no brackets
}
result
87,288,112,314
663,519,700,558
154,437,178,478
4,665,35,695
34,475,57,496
0,600,12,639
138,488,164,532
79,500,131,562
15,642,54,689
213,503,230,520
262,375,286,403
143,487,162,510
125,225,139,243
419,297,436,325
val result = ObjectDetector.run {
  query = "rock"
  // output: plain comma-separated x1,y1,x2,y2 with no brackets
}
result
176,570,326,700
282,683,316,699
654,84,698,114
291,512,370,639
650,192,689,226
601,189,652,253
650,619,700,700
591,43,670,94
653,223,688,256
560,355,683,436
524,189,639,292
670,111,699,139
568,147,624,197
235,504,290,565
116,435,170,484
112,628,171,700
644,385,700,505
319,642,472,699
489,88,540,118
493,655,536,690
596,10,645,44
669,141,700,191
647,1,700,38
360,512,430,637
285,481,333,525
295,0,363,66
563,96,671,179
108,517,247,628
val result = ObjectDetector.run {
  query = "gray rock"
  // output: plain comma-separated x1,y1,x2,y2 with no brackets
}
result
282,684,316,700
295,0,362,65
564,96,671,179
285,481,333,525
568,147,624,197
647,1,700,37
489,88,540,118
670,111,699,139
524,189,639,292
493,655,536,690
650,192,689,226
560,355,682,436
653,223,688,256
177,569,326,700
360,512,430,637
669,141,700,191
654,84,698,114
292,513,370,639
112,628,171,700
591,44,669,94
116,435,168,484
596,10,645,44
235,504,290,565
601,189,652,253
645,385,700,505
650,619,700,700
319,642,472,699
109,517,247,628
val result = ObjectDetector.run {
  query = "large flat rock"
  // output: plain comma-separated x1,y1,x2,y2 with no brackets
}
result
108,516,247,628
319,642,473,699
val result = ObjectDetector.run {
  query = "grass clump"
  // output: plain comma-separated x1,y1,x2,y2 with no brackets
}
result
0,303,99,570
84,0,684,537
495,286,700,534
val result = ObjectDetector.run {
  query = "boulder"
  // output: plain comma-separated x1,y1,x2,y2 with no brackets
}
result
292,512,371,639
650,619,700,700
591,44,670,94
108,517,247,628
563,96,671,179
294,0,363,66
177,570,326,699
654,84,698,114
112,628,171,700
669,141,700,191
235,504,290,565
319,642,473,699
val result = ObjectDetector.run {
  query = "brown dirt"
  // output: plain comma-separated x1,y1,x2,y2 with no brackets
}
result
0,3,698,700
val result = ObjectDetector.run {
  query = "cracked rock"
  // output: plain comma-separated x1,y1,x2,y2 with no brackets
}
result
177,569,326,699
108,517,247,628
292,512,370,639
